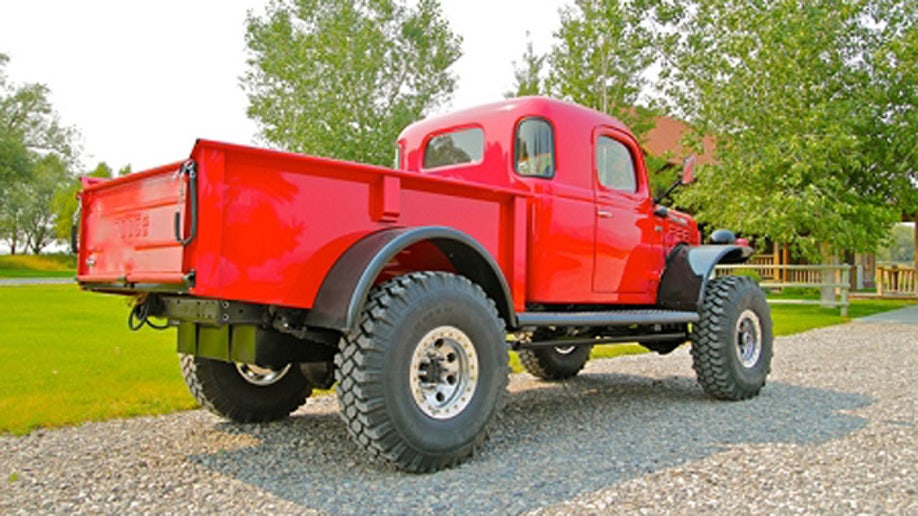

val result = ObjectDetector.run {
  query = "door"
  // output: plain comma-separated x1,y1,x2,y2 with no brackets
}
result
592,129,660,296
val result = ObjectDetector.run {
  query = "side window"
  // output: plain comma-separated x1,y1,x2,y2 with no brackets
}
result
596,136,637,193
515,118,555,178
423,127,484,170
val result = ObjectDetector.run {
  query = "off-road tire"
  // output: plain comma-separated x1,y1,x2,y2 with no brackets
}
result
335,272,508,473
518,345,592,380
180,355,312,423
691,275,773,400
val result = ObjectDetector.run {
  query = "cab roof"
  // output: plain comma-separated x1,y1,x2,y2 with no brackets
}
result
398,96,632,144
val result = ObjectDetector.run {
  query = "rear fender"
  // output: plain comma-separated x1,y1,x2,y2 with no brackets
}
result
657,244,753,312
303,227,515,332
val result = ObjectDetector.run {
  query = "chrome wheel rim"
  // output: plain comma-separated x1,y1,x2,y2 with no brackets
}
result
554,346,576,355
410,326,478,420
236,363,291,386
735,309,763,368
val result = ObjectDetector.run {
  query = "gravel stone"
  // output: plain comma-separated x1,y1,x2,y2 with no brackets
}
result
1,322,914,513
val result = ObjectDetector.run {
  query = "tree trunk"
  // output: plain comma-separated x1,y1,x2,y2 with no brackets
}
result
913,215,917,270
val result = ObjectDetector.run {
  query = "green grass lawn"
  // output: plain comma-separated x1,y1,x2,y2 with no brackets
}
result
0,285,195,435
0,283,913,436
509,343,647,373
0,254,76,278
770,298,915,336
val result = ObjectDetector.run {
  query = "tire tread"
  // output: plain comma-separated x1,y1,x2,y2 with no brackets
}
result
335,272,508,473
690,275,773,400
179,354,310,423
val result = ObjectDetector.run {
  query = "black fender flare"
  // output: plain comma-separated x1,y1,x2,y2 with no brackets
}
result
657,244,754,312
303,226,516,333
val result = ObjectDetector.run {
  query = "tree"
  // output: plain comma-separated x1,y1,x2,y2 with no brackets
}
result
21,155,70,254
505,33,546,98
243,0,462,167
1,53,80,254
0,133,30,190
506,0,686,199
0,55,33,197
664,0,911,263
0,54,78,162
856,2,917,268
877,224,915,264
2,154,70,255
546,0,662,138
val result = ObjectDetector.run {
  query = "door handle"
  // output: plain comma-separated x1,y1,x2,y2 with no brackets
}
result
597,210,614,219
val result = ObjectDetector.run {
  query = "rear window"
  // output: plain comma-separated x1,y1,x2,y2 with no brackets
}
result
423,127,484,170
515,118,555,178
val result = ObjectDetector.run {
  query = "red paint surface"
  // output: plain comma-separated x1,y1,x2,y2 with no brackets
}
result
79,97,699,311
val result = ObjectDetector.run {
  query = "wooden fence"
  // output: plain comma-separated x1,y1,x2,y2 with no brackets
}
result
876,265,917,298
716,264,851,316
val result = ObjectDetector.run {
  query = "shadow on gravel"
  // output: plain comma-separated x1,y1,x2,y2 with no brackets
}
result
189,373,870,513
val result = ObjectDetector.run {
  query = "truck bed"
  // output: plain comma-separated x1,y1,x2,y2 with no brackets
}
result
78,140,528,310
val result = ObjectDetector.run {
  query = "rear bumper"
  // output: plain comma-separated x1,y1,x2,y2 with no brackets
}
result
77,270,195,294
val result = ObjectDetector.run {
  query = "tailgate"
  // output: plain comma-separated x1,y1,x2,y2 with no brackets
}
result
77,161,196,291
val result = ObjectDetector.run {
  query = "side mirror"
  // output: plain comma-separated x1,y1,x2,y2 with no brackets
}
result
681,155,696,185
654,155,697,205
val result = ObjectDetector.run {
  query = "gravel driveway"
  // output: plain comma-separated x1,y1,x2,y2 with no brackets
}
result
2,321,915,514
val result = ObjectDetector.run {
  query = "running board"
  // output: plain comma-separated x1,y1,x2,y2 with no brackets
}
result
516,309,699,328
514,332,687,351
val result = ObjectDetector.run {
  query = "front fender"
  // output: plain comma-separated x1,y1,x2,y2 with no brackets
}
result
303,226,515,333
657,244,754,312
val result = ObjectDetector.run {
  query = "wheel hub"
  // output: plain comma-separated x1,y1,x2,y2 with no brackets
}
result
735,309,763,368
235,363,291,386
410,326,478,420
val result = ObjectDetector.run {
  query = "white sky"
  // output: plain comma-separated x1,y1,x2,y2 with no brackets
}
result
0,0,568,171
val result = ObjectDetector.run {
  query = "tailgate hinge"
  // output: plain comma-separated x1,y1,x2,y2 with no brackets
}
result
174,160,198,246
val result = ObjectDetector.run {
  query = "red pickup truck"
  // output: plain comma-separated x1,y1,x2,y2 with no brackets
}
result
77,96,772,472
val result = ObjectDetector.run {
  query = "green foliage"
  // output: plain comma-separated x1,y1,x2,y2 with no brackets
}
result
1,154,71,254
0,53,78,163
547,0,662,137
663,0,915,260
0,285,195,435
243,0,461,167
861,2,918,218
506,33,546,98
0,53,81,254
877,223,916,264
0,133,30,186
505,0,691,180
23,155,69,254
645,153,681,202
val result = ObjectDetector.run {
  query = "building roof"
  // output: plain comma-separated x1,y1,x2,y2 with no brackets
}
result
644,114,716,166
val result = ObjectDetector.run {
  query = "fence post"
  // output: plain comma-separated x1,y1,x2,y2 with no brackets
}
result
840,267,849,317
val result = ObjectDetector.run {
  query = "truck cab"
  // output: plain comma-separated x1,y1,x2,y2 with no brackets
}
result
396,96,699,306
